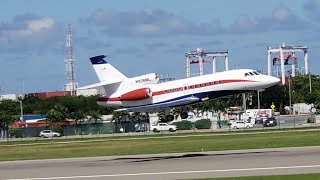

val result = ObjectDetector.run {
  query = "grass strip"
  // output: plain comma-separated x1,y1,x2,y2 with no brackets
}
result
2,126,320,145
1,130,320,161
189,173,320,179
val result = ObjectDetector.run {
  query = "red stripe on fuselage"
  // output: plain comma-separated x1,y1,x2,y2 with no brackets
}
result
97,79,253,102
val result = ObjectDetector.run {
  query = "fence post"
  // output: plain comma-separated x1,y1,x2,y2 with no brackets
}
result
293,115,295,128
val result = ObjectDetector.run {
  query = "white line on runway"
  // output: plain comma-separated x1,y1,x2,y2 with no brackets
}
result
6,164,320,180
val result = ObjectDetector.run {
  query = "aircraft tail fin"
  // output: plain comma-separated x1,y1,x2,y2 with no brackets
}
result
90,55,128,82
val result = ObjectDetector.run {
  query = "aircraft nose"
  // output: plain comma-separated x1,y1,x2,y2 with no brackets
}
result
269,76,281,85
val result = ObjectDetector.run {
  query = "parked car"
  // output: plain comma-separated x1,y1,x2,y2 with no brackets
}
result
231,121,253,129
263,118,277,127
150,123,177,132
39,130,61,138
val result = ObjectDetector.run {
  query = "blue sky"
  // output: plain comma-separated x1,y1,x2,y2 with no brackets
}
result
1,0,320,93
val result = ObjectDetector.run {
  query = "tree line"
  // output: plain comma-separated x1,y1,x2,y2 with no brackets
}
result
0,74,319,131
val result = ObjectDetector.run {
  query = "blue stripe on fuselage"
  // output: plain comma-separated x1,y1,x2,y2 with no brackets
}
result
123,89,250,108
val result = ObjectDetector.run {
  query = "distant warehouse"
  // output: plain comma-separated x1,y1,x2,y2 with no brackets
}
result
31,91,70,99
31,89,99,99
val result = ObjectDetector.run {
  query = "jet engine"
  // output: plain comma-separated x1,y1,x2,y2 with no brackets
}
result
120,88,152,101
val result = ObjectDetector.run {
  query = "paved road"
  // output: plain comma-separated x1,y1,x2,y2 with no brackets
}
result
2,146,320,180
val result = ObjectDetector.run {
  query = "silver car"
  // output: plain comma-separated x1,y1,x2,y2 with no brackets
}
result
39,130,61,138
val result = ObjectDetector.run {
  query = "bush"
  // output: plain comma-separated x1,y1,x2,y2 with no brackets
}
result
51,124,63,134
9,128,22,138
172,120,193,130
307,117,315,123
195,119,211,129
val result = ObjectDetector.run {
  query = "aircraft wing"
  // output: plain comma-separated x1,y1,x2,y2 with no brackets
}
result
78,79,122,90
115,96,200,112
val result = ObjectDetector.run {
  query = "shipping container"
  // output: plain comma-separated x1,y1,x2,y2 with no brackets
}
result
32,91,71,99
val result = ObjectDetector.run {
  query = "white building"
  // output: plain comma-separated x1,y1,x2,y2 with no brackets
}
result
0,94,23,101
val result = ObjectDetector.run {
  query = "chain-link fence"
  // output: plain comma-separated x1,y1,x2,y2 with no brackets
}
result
2,114,319,142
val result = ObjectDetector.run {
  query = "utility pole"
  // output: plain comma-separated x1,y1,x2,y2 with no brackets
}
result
288,76,292,115
309,73,312,93
20,100,24,121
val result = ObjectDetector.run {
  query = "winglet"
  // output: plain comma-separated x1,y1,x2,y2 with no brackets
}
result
90,55,107,65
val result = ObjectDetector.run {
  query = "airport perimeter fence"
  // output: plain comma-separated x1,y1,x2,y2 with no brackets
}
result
5,122,147,140
2,114,319,141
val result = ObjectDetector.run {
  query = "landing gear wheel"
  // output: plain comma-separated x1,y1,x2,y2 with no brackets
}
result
165,115,174,121
180,112,188,119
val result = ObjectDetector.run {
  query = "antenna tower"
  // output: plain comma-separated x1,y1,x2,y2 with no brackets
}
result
64,24,79,93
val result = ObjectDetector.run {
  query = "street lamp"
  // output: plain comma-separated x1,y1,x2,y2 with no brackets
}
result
19,100,24,121
257,89,265,110
309,73,312,93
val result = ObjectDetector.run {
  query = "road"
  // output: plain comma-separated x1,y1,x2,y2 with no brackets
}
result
2,146,320,180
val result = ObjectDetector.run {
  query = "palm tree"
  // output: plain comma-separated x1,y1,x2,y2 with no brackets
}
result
87,110,101,124
112,111,129,133
46,105,68,126
68,111,85,135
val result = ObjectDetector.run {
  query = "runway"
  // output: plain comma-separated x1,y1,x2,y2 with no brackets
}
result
2,146,320,180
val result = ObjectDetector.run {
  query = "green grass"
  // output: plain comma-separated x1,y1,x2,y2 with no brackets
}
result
2,129,320,161
3,126,319,145
191,173,320,179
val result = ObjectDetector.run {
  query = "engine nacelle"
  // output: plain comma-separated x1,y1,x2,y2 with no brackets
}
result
120,88,152,101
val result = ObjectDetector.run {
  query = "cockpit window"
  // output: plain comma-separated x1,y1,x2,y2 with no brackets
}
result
245,73,249,77
249,72,254,76
253,71,260,75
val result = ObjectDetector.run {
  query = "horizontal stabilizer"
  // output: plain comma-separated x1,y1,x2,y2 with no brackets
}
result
116,96,200,112
78,79,122,90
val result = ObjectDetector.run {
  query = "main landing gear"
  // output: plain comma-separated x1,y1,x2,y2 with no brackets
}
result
165,115,174,122
180,112,188,119
161,107,188,122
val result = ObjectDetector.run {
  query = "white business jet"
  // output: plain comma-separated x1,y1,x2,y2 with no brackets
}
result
79,55,280,121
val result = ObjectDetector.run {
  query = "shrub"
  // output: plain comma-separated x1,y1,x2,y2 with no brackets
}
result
172,120,193,130
51,124,63,134
9,128,22,138
307,117,315,123
195,119,211,129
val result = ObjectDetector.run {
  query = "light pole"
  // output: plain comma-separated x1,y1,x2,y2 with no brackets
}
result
288,76,292,115
309,73,312,93
19,100,24,121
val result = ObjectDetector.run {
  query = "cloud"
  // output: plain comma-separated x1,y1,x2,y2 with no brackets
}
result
303,0,320,22
85,9,223,37
303,0,318,12
230,5,308,33
85,5,309,37
0,13,63,54
76,36,112,50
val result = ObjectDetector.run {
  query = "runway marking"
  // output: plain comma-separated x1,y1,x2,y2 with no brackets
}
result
3,128,320,147
6,164,320,180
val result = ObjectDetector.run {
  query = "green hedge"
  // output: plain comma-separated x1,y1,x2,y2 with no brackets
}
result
195,119,211,129
9,128,22,138
51,125,63,134
172,120,193,130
